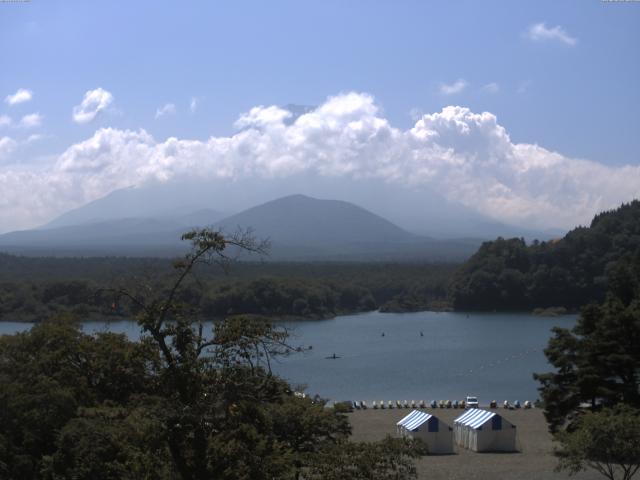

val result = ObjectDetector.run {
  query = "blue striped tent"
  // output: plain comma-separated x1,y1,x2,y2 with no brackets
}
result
453,409,516,452
396,410,454,454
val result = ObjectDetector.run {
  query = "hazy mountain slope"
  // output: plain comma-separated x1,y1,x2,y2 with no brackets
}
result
41,184,226,230
215,194,417,246
36,180,559,241
0,194,480,260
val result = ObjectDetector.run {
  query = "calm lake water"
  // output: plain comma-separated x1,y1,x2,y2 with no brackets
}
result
0,311,575,403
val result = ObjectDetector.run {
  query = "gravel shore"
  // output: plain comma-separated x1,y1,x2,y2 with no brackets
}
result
348,407,601,480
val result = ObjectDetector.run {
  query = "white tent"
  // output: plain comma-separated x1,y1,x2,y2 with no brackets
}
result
453,409,516,452
396,410,454,454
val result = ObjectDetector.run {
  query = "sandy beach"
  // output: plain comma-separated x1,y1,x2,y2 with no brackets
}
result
348,407,601,480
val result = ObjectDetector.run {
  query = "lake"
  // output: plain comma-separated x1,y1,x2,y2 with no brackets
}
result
0,311,575,404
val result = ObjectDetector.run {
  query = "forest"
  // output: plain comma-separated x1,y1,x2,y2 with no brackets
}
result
448,200,640,311
0,255,455,322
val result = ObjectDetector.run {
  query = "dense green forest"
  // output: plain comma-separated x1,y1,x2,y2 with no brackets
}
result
0,255,454,321
449,201,640,311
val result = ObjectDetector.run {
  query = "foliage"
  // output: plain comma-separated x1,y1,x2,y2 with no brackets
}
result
555,405,640,480
305,436,427,480
0,228,424,479
534,253,640,432
449,200,640,310
0,255,456,321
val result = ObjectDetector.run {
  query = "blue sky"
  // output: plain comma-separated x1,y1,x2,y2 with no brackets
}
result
0,0,639,232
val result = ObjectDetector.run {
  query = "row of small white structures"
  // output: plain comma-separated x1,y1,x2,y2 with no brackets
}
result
396,409,516,454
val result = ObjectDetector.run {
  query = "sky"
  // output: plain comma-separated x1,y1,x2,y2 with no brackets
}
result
0,0,639,233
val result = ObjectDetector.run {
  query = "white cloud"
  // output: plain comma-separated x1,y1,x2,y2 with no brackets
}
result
5,88,33,106
526,22,577,46
409,108,423,122
0,92,639,233
155,103,176,119
19,112,43,129
26,133,46,143
190,97,198,113
482,82,499,94
439,79,468,95
72,87,114,124
0,115,11,128
0,136,17,162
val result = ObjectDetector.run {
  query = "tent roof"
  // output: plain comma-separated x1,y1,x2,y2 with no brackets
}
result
454,409,498,429
397,410,433,431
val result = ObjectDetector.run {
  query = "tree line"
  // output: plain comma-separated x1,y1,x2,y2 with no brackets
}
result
449,200,640,311
0,258,455,322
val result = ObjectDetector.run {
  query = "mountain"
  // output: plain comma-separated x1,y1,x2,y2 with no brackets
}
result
40,185,226,230
215,194,416,246
0,194,480,260
30,179,559,241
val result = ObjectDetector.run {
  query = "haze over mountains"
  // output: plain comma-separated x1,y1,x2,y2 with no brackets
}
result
0,182,562,260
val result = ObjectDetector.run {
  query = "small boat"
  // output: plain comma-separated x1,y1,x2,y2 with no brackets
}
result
325,353,341,359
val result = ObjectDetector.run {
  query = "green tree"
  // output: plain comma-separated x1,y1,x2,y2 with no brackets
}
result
555,405,640,480
0,228,425,479
534,254,640,432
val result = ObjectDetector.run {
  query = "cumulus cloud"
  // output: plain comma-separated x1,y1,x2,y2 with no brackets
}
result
526,22,577,46
19,112,43,129
0,91,639,232
439,79,468,95
72,87,114,124
155,103,176,119
5,88,33,106
0,115,11,128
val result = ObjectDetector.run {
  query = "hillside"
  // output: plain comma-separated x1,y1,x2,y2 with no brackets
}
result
0,194,480,261
448,200,640,311
216,194,416,245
